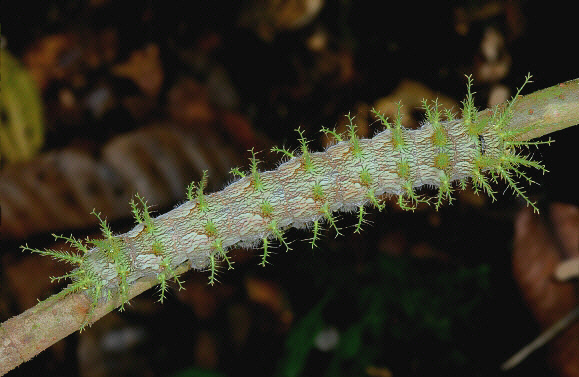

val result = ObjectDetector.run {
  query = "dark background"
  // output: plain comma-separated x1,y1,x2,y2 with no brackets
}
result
1,1,578,377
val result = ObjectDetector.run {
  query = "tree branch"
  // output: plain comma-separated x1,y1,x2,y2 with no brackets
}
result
0,263,190,375
500,78,579,141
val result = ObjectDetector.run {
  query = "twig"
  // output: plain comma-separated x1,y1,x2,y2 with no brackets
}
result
501,305,579,371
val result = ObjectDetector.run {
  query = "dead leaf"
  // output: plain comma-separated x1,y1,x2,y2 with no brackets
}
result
112,44,164,97
513,203,579,377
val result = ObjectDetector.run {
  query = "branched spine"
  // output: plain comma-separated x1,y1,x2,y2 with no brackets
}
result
296,127,313,171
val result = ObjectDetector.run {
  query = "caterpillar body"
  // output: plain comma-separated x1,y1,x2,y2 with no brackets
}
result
24,75,550,327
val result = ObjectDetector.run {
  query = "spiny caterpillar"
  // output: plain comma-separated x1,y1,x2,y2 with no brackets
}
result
23,74,551,328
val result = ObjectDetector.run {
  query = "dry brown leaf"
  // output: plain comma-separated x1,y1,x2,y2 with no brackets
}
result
513,203,579,377
0,124,243,239
111,44,164,97
23,33,79,90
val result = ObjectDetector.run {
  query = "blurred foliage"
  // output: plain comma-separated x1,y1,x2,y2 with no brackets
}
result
0,47,45,164
275,254,491,377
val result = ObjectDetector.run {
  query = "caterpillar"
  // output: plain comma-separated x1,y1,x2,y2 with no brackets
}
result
23,74,551,327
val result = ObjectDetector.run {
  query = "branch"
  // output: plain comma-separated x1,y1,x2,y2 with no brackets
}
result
1,78,578,375
496,78,579,141
0,263,190,376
